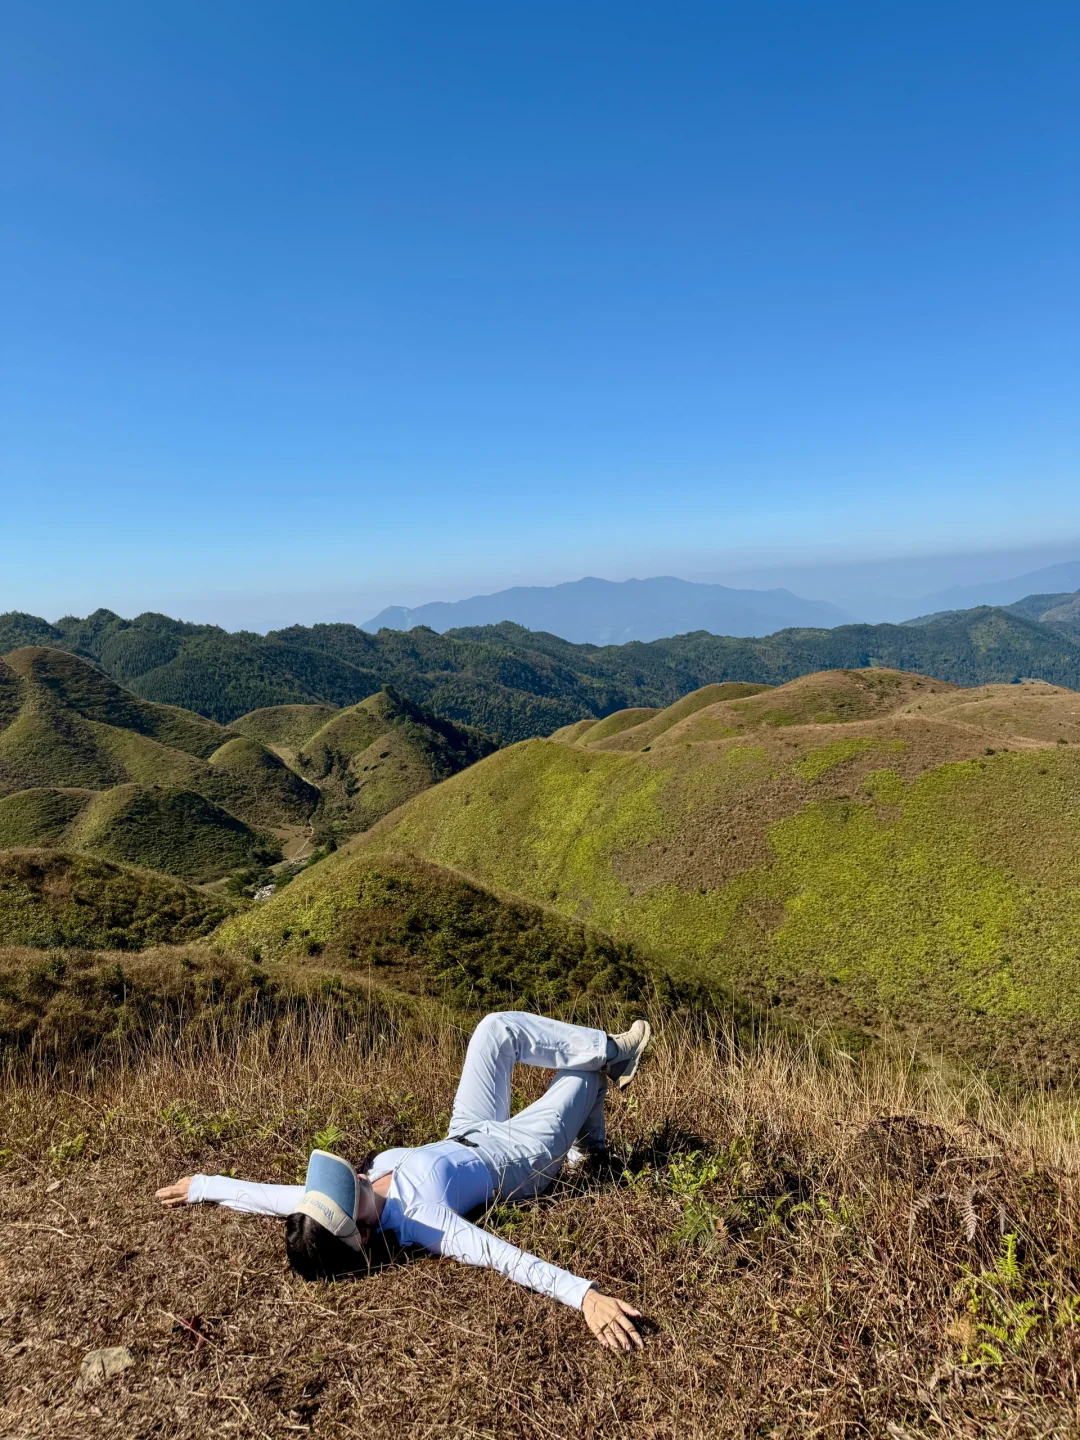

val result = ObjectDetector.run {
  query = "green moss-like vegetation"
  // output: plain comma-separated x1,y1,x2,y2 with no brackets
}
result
72,786,278,882
580,707,660,743
207,736,320,827
2,646,225,755
589,683,772,750
0,849,229,950
217,853,704,1016
794,737,907,782
296,687,496,843
355,708,1080,1074
0,648,327,879
0,788,94,847
231,703,339,750
861,768,906,804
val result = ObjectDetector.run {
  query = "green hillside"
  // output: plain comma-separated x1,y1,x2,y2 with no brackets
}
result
0,648,317,879
0,647,228,798
5,601,1080,738
231,702,338,755
0,848,228,949
0,787,95,848
295,687,495,842
0,648,497,879
206,736,319,828
216,852,696,1015
321,668,1080,1075
580,681,772,751
69,785,276,882
576,706,660,743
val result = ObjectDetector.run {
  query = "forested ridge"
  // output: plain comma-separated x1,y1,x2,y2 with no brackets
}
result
2,602,1079,739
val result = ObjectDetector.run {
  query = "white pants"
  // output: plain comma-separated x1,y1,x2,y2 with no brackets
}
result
445,1011,609,1201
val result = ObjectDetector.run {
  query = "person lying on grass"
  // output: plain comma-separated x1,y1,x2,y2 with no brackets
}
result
156,1010,651,1351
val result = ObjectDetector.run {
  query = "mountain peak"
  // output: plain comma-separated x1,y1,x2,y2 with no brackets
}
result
361,575,853,645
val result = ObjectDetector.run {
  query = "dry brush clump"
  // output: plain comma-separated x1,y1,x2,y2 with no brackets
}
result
2,1007,1080,1438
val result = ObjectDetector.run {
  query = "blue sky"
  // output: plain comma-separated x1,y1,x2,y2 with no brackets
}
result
3,1,1078,628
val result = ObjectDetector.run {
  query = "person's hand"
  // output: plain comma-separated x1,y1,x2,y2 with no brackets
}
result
155,1177,193,1207
581,1288,644,1351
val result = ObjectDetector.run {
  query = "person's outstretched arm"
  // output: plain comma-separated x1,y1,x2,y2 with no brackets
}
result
155,1175,303,1216
401,1201,643,1349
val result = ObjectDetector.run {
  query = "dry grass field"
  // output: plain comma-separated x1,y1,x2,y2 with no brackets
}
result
3,1003,1080,1438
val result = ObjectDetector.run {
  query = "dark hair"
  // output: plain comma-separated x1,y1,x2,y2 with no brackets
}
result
285,1212,363,1280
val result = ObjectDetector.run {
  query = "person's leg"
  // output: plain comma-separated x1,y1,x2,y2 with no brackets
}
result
446,1011,608,1136
574,1072,609,1154
472,1069,603,1199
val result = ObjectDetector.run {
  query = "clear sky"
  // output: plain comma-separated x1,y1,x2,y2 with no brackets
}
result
3,1,1078,628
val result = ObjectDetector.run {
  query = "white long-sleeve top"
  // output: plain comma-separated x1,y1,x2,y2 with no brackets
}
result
188,1138,593,1310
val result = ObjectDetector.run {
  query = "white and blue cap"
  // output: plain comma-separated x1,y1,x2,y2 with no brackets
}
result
294,1149,363,1249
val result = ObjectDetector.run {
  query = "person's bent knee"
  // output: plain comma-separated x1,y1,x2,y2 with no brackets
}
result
474,1011,516,1040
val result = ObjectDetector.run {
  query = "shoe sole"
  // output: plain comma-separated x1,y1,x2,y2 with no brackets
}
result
614,1020,652,1088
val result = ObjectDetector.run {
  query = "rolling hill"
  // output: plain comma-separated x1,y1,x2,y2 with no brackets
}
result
231,702,338,758
0,648,499,880
215,852,683,1016
0,848,229,949
5,601,1080,740
0,647,310,879
288,687,495,843
230,668,1080,1075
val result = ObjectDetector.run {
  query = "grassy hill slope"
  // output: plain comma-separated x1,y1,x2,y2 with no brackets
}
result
216,852,697,1016
0,784,277,881
0,787,96,847
335,669,1080,1074
231,703,338,757
70,785,277,882
0,649,319,879
295,688,496,843
205,736,320,828
0,848,229,949
0,649,499,877
581,682,772,751
5,602,1080,738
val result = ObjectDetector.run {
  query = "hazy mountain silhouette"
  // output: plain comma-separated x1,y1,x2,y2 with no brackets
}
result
362,575,853,643
908,561,1080,619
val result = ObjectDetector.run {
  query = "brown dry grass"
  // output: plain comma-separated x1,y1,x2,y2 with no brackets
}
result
3,1006,1080,1437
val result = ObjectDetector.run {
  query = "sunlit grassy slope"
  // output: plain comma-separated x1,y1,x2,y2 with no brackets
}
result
214,852,695,1016
581,682,772,751
263,669,1080,1073
0,648,320,878
575,706,660,743
231,702,338,753
0,848,228,950
292,688,495,843
2,850,680,1056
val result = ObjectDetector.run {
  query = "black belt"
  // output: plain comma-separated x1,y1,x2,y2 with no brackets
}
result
451,1134,479,1148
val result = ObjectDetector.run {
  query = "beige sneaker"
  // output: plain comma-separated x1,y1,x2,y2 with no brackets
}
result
604,1019,652,1088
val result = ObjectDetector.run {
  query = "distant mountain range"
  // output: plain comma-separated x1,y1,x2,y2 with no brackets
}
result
905,561,1080,620
362,575,853,643
3,593,1080,742
363,562,1080,641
